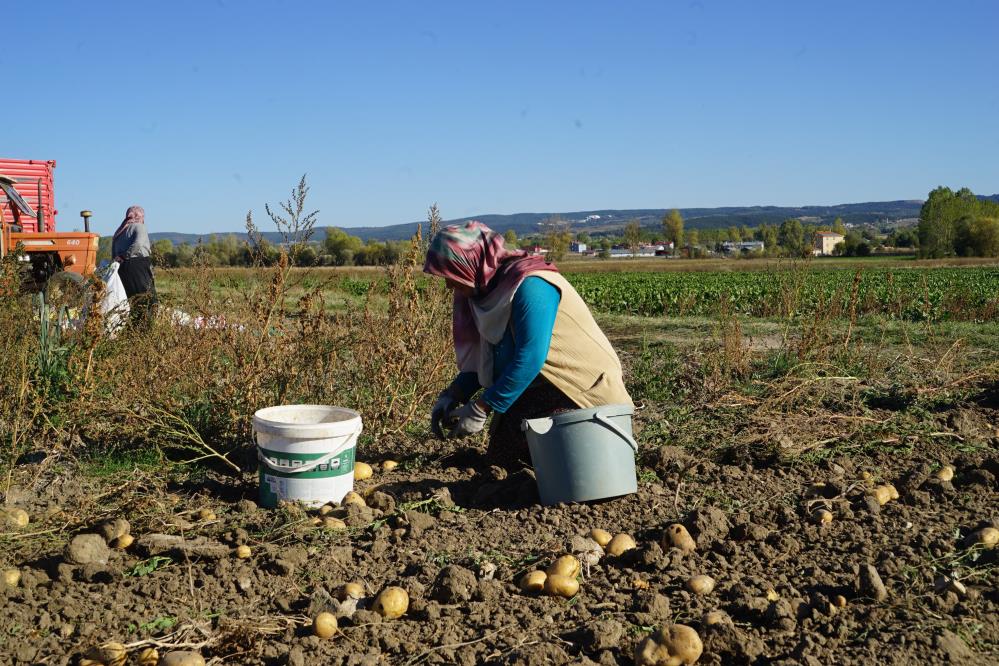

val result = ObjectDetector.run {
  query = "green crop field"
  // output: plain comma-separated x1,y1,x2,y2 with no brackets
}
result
565,267,999,321
157,264,999,322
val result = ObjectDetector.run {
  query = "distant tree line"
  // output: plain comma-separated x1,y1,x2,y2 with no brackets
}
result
99,184,997,268
546,211,916,259
98,228,413,268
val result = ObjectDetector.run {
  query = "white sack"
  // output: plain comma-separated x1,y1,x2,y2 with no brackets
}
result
98,261,130,334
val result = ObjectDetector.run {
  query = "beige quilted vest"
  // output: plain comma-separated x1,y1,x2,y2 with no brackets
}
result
527,271,633,409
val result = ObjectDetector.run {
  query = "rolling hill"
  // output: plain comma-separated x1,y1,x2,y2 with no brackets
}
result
149,198,944,245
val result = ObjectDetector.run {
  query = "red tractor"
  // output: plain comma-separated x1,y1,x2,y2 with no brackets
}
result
0,158,99,304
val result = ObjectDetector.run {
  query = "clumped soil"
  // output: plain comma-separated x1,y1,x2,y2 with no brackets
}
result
2,410,998,666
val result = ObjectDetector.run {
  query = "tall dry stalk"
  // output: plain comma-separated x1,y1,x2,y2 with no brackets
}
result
841,270,862,351
266,174,320,264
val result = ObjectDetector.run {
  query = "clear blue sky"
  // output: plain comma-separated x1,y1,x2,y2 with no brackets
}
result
5,1,998,236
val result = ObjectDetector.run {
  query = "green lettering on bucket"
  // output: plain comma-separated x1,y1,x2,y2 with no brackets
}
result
258,446,355,479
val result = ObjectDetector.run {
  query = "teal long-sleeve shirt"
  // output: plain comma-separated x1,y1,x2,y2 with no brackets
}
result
452,276,561,413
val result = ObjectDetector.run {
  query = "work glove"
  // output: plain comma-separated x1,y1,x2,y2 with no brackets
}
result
447,400,490,438
430,388,460,440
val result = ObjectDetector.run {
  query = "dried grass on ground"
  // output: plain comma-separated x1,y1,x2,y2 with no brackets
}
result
0,231,452,483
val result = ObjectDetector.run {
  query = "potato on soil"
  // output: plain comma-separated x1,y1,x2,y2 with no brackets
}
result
381,460,399,472
519,570,547,594
544,573,579,598
666,524,696,553
606,533,637,557
589,528,613,547
319,504,334,516
813,509,833,525
336,581,365,600
158,651,207,666
342,491,366,507
635,624,703,666
312,611,338,638
235,545,252,559
354,462,373,480
86,642,126,666
197,508,216,522
966,527,999,549
936,465,955,481
1,507,29,529
685,575,715,595
373,586,409,619
136,647,159,666
322,516,347,530
702,610,730,626
546,554,581,578
3,569,21,587
870,486,894,506
112,534,134,550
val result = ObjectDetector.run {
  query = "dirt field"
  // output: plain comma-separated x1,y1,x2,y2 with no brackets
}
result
2,409,997,665
3,314,998,666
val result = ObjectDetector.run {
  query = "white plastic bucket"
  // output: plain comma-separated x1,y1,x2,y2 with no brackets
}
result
252,405,363,509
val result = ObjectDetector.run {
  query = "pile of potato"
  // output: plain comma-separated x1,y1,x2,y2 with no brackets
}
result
353,459,398,480
589,528,637,557
519,554,581,598
79,643,205,666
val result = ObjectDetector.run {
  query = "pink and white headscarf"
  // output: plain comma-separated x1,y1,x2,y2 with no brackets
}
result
113,205,145,239
424,221,558,385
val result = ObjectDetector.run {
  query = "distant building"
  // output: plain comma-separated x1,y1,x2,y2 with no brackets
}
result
813,232,844,256
722,240,765,255
570,241,587,253
607,243,672,258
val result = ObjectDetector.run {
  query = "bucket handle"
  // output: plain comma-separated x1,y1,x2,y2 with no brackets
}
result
593,412,639,453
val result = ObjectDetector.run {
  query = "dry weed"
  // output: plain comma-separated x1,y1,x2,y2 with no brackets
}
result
0,211,451,475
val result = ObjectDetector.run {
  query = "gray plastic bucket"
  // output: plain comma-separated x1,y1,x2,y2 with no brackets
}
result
522,404,638,505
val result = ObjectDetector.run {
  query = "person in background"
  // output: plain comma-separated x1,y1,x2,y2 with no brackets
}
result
424,221,632,470
111,205,157,327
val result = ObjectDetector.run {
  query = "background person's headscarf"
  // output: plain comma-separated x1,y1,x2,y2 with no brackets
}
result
113,205,145,239
424,221,558,385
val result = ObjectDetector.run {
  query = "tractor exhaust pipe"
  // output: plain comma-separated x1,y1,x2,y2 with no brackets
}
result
80,210,92,233
36,179,44,233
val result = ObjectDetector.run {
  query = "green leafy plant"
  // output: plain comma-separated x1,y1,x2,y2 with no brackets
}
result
126,556,173,577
